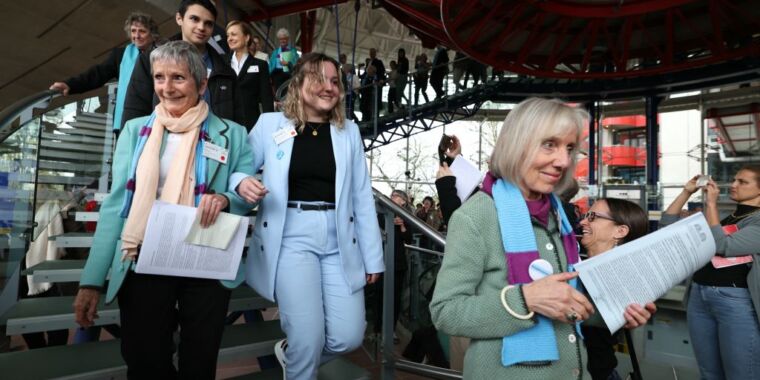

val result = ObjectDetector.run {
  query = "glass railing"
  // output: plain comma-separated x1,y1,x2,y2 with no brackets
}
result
0,84,115,317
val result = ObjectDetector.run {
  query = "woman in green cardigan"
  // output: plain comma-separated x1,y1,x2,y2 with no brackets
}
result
430,98,654,379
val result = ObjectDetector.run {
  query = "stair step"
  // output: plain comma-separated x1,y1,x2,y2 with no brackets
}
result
22,259,87,283
53,126,107,139
229,357,370,380
38,148,107,162
40,139,107,153
1,286,273,335
41,132,108,145
0,320,284,380
49,232,94,248
67,120,108,132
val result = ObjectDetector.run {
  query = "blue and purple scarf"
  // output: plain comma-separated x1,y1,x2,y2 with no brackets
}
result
118,112,210,218
482,173,580,366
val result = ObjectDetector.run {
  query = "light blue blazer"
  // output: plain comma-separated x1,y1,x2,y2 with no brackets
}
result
80,113,255,304
230,112,384,302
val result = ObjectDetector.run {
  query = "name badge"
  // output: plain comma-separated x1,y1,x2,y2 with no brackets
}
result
273,127,297,145
247,65,260,73
203,141,228,164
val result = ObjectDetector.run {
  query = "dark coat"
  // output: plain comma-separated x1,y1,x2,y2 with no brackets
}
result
121,40,236,129
65,47,125,94
226,53,274,131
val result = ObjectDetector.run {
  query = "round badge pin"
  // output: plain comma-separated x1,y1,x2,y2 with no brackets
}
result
528,259,554,280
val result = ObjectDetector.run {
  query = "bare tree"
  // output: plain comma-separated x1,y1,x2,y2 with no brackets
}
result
468,119,502,170
369,138,436,204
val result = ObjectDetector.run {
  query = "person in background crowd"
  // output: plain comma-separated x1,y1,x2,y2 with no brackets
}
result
49,11,159,132
435,134,464,225
233,53,384,380
452,52,468,91
579,198,654,380
387,60,399,113
416,196,441,231
122,0,236,129
342,63,360,121
226,20,273,131
430,98,653,379
360,64,380,122
661,167,760,379
430,46,449,99
413,53,431,105
367,48,387,84
374,189,414,340
73,41,254,379
269,28,299,96
395,48,409,109
251,35,269,61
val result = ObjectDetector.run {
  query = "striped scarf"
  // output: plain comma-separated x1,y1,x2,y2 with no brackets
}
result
119,102,210,257
484,176,580,366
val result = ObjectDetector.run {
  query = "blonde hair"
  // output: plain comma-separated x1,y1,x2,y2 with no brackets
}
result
489,97,588,194
226,20,253,48
282,53,346,131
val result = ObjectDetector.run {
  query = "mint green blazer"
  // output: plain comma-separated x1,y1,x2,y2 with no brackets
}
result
79,113,254,304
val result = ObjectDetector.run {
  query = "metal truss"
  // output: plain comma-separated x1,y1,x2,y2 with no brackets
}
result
358,79,505,150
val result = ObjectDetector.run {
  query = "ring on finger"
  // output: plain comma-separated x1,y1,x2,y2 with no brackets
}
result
565,311,579,322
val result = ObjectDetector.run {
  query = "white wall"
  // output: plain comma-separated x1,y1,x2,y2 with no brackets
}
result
658,110,704,208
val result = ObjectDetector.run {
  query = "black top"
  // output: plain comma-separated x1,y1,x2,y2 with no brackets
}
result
692,204,759,288
65,47,126,95
225,53,274,131
397,56,409,76
123,36,236,129
288,122,336,202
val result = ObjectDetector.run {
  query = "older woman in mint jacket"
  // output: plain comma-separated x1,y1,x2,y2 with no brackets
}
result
231,53,384,380
73,41,254,379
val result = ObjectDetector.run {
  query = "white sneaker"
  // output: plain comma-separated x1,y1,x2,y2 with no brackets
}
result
274,339,288,379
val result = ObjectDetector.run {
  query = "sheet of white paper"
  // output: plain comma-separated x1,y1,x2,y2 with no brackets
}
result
448,156,484,203
575,213,715,331
136,201,247,280
185,211,243,250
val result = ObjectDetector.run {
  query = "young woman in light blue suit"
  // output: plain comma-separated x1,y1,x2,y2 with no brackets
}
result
231,53,384,379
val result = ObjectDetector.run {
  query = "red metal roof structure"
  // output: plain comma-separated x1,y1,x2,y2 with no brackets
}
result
237,0,760,80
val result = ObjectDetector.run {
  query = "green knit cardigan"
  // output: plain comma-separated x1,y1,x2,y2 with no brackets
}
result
430,192,591,379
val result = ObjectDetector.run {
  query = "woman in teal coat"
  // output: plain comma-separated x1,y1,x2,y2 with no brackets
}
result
72,40,254,379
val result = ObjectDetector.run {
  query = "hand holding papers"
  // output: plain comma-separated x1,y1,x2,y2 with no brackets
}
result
448,156,484,203
135,201,247,280
575,213,716,331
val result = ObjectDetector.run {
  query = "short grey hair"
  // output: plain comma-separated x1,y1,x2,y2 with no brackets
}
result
123,11,159,40
276,28,290,39
489,97,588,194
150,41,206,89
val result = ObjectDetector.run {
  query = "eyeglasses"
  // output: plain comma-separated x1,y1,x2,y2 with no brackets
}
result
581,211,616,223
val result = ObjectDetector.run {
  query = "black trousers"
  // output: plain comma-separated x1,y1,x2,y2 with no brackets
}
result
271,69,291,98
118,272,231,380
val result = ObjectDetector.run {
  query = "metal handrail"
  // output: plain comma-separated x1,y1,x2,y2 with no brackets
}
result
0,90,59,144
372,188,446,247
404,244,444,257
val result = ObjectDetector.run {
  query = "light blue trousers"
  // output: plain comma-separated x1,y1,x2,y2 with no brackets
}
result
688,283,760,380
275,206,366,380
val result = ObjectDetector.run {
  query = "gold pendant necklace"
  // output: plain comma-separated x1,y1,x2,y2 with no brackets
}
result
307,123,320,136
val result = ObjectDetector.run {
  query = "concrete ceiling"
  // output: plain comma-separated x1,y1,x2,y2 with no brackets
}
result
0,0,428,112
